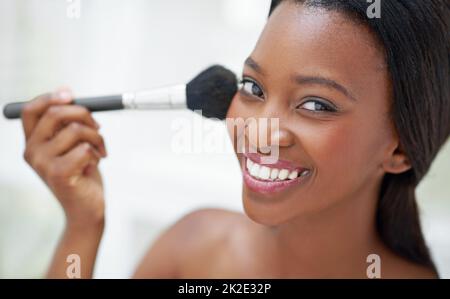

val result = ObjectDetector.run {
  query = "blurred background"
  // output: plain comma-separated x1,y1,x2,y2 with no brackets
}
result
0,0,448,278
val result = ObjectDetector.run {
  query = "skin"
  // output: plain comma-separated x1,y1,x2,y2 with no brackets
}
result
21,88,106,278
23,2,437,278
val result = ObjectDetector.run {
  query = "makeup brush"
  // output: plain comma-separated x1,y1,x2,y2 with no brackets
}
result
3,65,238,120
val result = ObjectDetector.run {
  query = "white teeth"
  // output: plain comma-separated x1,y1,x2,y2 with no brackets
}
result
259,166,271,180
246,158,254,170
270,168,279,180
250,163,260,177
278,169,289,180
246,158,308,182
288,170,298,180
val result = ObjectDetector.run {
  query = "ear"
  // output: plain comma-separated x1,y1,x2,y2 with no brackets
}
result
382,139,412,174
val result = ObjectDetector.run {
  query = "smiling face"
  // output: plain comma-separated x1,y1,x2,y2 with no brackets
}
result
227,2,404,226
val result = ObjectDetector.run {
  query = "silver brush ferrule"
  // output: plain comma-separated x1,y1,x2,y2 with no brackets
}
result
122,84,187,110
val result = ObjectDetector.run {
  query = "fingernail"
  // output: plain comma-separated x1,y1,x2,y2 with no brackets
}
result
58,91,72,103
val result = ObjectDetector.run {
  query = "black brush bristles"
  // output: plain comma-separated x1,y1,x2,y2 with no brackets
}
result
186,65,238,120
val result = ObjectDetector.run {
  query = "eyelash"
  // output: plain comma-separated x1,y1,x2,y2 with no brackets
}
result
238,77,338,113
239,78,265,100
297,98,338,113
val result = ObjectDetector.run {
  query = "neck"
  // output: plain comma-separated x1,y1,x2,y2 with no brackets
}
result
267,178,386,277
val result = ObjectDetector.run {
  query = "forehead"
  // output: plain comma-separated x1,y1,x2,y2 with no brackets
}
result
251,2,388,99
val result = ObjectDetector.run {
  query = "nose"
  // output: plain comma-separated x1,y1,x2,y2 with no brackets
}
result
245,117,295,154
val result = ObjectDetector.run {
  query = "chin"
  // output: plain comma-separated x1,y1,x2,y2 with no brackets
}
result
241,190,298,227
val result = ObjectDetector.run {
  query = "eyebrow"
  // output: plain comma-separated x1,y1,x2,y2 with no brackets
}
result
244,57,265,75
294,75,357,102
244,56,357,102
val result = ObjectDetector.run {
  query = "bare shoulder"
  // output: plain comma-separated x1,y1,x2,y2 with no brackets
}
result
132,208,245,278
171,208,245,247
177,208,244,231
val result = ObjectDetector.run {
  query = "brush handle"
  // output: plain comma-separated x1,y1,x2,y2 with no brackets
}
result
3,85,187,119
3,95,124,119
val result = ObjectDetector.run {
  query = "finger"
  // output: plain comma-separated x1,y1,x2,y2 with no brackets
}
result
48,122,107,157
30,105,99,144
23,142,53,177
53,142,102,182
21,90,73,140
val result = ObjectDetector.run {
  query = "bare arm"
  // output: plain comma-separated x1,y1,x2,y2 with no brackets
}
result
21,89,107,278
47,221,104,278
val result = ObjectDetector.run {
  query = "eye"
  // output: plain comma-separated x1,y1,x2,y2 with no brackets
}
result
297,98,337,113
239,78,265,100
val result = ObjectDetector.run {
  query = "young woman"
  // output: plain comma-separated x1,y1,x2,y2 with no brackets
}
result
21,0,449,278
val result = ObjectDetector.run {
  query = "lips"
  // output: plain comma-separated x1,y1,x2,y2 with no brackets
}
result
241,152,311,195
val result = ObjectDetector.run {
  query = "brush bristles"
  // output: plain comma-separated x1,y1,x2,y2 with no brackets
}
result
186,65,238,120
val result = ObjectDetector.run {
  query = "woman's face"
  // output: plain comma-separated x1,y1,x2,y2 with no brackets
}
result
227,2,398,226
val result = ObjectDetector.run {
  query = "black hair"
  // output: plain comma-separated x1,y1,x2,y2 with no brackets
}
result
269,0,450,274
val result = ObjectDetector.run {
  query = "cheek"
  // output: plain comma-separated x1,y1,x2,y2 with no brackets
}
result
298,117,389,193
226,94,241,120
226,95,243,150
226,94,257,149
